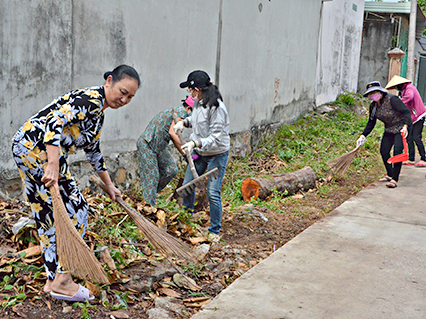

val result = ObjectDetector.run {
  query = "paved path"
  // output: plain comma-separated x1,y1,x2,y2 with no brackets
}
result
192,166,426,319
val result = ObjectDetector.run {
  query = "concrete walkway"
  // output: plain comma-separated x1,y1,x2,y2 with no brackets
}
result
192,166,426,319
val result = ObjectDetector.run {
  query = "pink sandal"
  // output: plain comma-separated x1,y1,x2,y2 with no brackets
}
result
402,160,415,166
415,160,426,167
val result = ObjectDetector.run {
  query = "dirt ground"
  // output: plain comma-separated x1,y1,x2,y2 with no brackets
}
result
0,161,384,319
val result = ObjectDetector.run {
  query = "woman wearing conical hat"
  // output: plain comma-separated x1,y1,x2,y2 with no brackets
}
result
386,75,426,167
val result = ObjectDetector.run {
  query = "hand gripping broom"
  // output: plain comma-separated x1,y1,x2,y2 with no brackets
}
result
90,176,196,262
172,108,220,196
39,151,110,284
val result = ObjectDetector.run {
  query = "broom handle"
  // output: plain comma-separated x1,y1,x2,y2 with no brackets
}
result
39,152,110,284
403,135,408,154
90,175,134,213
172,108,199,179
91,178,198,279
90,175,154,228
39,150,48,168
39,150,59,195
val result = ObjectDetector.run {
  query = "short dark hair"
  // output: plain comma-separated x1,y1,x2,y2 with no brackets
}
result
104,65,140,87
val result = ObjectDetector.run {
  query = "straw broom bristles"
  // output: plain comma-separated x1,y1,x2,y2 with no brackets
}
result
327,146,361,175
40,151,110,284
91,176,196,262
50,187,111,284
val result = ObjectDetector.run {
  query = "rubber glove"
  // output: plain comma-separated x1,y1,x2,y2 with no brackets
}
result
173,121,185,134
182,141,196,154
400,125,408,138
356,135,366,148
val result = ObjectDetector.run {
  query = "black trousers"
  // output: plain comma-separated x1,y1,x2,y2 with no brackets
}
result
380,132,404,181
408,118,425,161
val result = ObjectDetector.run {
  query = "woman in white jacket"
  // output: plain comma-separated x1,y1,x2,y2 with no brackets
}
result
174,70,230,242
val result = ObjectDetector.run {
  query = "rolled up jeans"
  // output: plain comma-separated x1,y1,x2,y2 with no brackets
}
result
182,150,229,235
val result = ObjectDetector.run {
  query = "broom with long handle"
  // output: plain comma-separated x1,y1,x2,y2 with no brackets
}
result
39,151,110,284
90,175,196,262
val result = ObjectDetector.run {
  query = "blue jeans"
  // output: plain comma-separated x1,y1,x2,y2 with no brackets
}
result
182,150,229,235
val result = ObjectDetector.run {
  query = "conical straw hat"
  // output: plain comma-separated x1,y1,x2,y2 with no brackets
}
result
385,75,411,89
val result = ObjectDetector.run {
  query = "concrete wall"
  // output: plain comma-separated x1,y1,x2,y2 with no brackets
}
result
316,0,365,105
358,19,394,93
0,2,73,181
357,10,415,93
0,0,326,195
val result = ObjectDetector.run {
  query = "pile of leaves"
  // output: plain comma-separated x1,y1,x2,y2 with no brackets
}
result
1,189,282,318
0,92,386,318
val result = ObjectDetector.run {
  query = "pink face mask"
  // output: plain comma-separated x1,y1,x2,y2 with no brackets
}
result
368,92,382,102
184,95,194,108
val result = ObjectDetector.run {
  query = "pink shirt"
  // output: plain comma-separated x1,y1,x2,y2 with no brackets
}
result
401,83,426,124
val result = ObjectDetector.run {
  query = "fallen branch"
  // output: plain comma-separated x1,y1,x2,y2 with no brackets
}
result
241,166,316,202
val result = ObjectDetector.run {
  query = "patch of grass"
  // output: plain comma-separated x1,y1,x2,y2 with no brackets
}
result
336,91,356,106
73,301,99,319
182,263,205,280
1,292,27,310
112,291,129,310
219,92,382,212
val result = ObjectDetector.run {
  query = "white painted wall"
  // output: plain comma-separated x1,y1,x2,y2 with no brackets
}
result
220,0,323,132
71,0,221,151
1,0,341,190
0,2,73,179
316,0,365,105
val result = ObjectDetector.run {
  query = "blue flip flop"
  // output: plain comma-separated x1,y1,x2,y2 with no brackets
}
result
50,284,95,302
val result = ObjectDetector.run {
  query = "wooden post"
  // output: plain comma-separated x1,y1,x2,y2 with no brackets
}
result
387,48,405,95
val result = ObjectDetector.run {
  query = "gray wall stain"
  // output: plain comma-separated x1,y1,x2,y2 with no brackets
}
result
358,20,394,92
109,13,127,64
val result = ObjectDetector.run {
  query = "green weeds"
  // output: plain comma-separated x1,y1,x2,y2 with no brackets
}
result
216,92,383,213
182,263,205,280
73,301,99,319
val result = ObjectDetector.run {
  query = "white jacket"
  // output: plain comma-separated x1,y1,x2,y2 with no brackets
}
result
185,99,230,156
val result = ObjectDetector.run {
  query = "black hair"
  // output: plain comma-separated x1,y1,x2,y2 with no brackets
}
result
182,96,190,107
200,83,223,108
396,84,407,91
103,64,141,87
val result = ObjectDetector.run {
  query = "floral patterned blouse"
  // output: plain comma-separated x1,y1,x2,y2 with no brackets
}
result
140,106,189,153
12,86,107,172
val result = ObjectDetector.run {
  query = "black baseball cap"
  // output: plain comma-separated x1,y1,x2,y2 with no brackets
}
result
179,70,211,89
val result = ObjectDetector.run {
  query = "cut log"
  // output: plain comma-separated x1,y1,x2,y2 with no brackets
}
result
241,166,316,202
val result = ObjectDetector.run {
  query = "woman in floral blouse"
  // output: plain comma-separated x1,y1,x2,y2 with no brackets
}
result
11,64,140,301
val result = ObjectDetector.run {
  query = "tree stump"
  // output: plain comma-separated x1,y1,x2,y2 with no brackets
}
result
241,166,316,202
